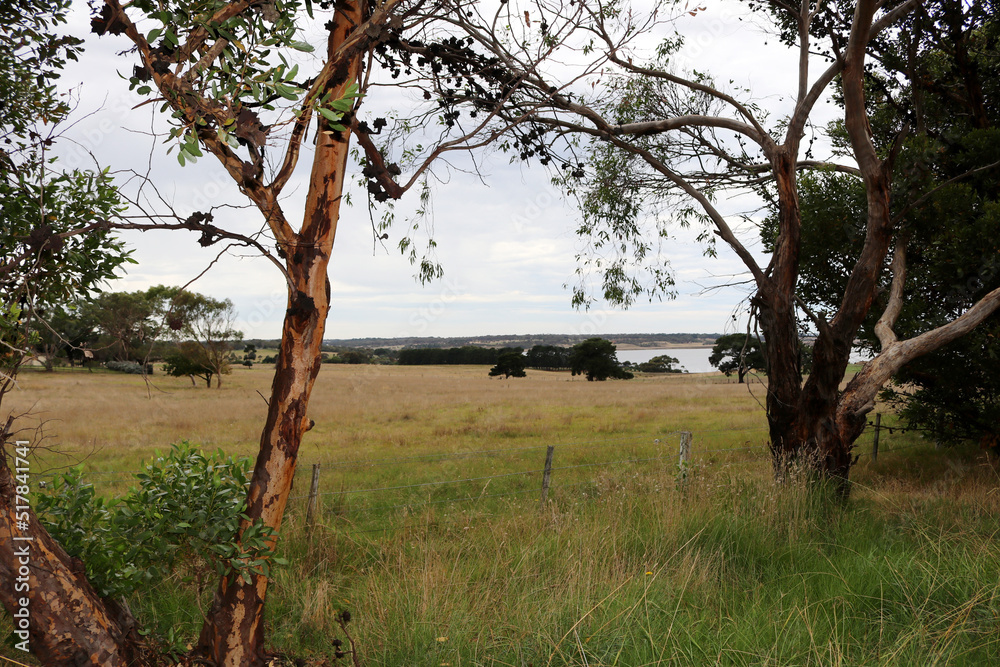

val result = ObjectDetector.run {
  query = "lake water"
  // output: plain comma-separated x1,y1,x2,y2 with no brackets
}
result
616,348,715,373
616,346,873,374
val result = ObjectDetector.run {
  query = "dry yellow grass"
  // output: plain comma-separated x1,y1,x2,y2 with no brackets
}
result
6,365,768,474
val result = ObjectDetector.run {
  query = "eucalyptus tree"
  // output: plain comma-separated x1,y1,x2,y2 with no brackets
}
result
75,0,544,663
771,0,1000,449
371,0,1000,490
0,0,131,373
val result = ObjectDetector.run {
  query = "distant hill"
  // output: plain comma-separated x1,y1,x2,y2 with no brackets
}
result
319,333,722,350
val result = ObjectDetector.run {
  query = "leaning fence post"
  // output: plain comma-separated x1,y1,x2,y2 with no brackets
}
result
872,413,881,461
540,445,555,508
678,432,692,486
306,463,321,526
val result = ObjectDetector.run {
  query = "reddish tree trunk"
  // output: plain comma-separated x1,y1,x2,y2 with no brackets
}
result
752,1,901,495
0,440,149,665
194,2,362,663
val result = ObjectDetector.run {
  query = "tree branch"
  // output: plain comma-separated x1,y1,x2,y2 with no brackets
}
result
611,115,767,143
873,238,906,348
269,0,413,194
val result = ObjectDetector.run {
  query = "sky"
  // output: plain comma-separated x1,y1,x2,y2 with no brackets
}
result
53,0,841,341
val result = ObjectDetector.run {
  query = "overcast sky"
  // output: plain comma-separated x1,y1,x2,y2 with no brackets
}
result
54,0,840,341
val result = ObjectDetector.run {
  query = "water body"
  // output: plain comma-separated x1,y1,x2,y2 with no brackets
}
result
616,348,715,373
616,346,873,374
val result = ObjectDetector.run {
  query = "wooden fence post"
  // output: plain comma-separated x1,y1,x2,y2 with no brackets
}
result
872,413,881,461
540,445,555,509
678,432,692,486
306,463,321,526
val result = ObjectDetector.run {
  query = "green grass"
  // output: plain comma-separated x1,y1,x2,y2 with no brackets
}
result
3,366,999,665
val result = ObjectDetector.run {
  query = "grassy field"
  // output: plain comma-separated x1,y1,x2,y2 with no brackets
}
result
3,365,999,665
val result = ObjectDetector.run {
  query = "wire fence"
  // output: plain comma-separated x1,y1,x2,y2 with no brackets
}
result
31,416,929,536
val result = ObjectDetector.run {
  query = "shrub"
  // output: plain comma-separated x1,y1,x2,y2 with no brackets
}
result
105,360,145,374
35,442,284,599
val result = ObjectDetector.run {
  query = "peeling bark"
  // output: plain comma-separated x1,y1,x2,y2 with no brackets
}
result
193,2,363,664
0,440,149,666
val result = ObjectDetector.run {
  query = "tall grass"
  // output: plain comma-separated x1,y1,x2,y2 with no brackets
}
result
3,366,999,665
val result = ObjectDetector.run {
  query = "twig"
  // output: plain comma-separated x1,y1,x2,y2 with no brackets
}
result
337,611,362,667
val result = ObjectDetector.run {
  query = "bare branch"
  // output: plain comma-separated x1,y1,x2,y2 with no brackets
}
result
874,239,906,348
612,116,768,143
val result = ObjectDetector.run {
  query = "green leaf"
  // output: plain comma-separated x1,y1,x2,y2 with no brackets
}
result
274,83,299,100
330,98,354,112
318,107,341,122
289,41,315,53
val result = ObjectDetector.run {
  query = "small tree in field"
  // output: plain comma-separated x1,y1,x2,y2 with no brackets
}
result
164,341,217,388
168,292,242,388
638,354,684,374
709,334,766,384
489,347,527,378
570,338,633,381
525,345,570,370
243,344,257,368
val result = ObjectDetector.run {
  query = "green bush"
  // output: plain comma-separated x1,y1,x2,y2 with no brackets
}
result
35,442,285,599
105,360,146,374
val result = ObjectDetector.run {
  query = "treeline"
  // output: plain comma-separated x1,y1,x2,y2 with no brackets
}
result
397,344,575,368
324,332,721,350
320,348,396,365
398,346,505,366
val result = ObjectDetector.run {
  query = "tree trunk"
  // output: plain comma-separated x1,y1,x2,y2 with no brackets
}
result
758,148,808,477
753,1,902,495
194,2,361,663
0,440,149,665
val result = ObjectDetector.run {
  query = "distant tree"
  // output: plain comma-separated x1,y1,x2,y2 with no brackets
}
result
398,346,500,366
570,338,633,382
525,345,570,370
28,303,97,371
638,355,684,374
85,289,161,363
709,335,767,384
340,349,370,365
163,342,215,388
242,344,256,368
167,293,242,389
489,348,527,378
